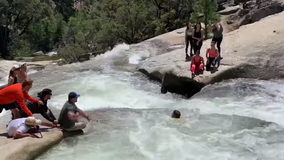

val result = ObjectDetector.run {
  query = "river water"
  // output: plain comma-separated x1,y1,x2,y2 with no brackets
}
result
5,42,284,160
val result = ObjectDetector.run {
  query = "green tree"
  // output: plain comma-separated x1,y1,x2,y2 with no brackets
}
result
190,0,220,39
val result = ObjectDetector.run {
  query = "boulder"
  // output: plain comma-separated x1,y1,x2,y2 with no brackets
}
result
77,53,91,62
0,131,63,160
226,0,284,29
219,5,242,15
33,51,44,56
240,0,284,25
138,11,284,98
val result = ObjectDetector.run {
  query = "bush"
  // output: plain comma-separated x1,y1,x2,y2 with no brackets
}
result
57,43,85,64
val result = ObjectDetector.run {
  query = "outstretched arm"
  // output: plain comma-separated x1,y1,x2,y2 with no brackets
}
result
13,131,33,139
40,108,56,122
23,91,39,103
41,121,56,128
15,92,33,116
77,108,90,121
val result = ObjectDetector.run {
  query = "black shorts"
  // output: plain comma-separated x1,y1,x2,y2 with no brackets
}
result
0,102,18,113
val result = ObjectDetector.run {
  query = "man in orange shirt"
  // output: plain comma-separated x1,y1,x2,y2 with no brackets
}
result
0,78,44,119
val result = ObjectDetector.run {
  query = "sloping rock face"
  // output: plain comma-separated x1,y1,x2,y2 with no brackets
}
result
138,11,284,98
0,131,63,160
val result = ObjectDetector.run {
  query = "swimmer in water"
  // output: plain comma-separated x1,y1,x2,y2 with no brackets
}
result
171,110,181,119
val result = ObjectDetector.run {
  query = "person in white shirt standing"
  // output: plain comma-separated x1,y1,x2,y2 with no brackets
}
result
7,117,56,139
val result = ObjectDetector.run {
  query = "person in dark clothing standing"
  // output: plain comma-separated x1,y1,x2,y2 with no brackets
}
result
19,89,57,124
185,22,194,61
211,20,223,58
192,23,204,54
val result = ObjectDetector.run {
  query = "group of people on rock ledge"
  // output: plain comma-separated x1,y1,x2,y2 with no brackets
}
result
0,64,90,139
184,19,223,77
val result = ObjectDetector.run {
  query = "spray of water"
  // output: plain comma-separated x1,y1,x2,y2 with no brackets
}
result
37,43,284,160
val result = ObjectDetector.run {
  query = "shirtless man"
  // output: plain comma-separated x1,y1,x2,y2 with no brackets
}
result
190,50,205,77
18,63,28,83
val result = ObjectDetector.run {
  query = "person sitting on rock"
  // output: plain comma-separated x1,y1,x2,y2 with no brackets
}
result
18,63,28,83
7,65,20,86
7,116,55,139
0,78,44,119
58,92,91,131
171,110,181,119
19,89,58,125
206,41,220,72
190,50,205,77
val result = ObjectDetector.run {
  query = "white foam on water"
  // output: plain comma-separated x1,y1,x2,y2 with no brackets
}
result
47,72,175,111
11,44,283,160
38,73,284,160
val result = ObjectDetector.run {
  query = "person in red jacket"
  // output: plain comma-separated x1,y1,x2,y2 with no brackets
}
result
0,78,43,119
190,50,205,77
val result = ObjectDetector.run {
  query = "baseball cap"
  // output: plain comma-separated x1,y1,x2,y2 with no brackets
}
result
25,117,42,126
68,92,80,99
11,65,20,71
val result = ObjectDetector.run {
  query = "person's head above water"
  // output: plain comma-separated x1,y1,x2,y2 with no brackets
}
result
68,92,80,104
171,110,181,119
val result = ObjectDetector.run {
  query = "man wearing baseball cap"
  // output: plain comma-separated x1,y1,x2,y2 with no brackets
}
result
6,116,55,139
58,92,91,131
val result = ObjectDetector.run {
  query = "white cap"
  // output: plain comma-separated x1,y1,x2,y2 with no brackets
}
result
11,65,20,71
25,117,42,126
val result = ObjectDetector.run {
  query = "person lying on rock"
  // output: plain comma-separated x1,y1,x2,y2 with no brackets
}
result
190,50,205,78
0,78,44,119
18,63,28,83
19,88,58,125
7,116,56,139
205,41,219,72
8,65,21,86
58,92,91,131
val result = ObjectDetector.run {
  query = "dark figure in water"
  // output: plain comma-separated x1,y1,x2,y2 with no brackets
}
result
171,110,181,119
192,22,204,54
185,22,194,60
